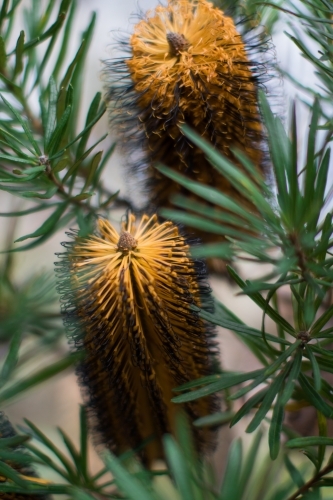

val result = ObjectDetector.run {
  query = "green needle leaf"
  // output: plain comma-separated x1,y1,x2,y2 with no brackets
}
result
76,92,102,160
172,369,264,403
13,30,24,78
305,346,321,391
268,389,285,460
164,434,195,500
44,76,58,148
218,439,242,500
0,93,41,155
194,411,233,428
0,330,22,385
48,105,72,155
287,436,333,448
246,367,289,433
230,387,269,427
79,405,88,480
103,451,156,500
0,462,28,488
0,353,80,405
0,36,6,71
299,373,333,418
14,203,67,242
22,0,70,52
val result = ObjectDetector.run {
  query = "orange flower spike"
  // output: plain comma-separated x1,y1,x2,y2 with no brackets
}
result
56,214,218,464
106,0,267,272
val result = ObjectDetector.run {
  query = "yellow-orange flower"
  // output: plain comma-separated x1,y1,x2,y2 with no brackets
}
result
56,214,218,463
128,0,259,130
106,0,266,272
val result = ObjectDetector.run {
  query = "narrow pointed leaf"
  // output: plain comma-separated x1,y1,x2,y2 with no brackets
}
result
287,436,333,448
246,368,288,433
0,94,41,155
45,76,58,148
299,373,333,418
172,369,264,403
0,36,6,71
13,30,24,77
164,435,194,500
0,330,22,384
218,439,242,500
14,203,67,242
305,346,321,391
269,390,284,459
0,354,80,404
194,411,233,428
103,451,156,500
230,387,269,427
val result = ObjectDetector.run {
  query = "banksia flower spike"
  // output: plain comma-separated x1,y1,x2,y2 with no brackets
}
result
56,214,218,464
105,0,269,271
0,412,49,500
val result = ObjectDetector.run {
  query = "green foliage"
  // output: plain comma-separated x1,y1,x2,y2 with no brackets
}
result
214,0,282,34
283,1,333,96
0,412,299,500
163,92,333,466
0,0,125,252
0,250,76,406
0,0,333,499
0,406,116,497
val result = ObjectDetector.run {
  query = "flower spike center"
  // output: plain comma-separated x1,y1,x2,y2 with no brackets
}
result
117,231,137,252
166,32,190,56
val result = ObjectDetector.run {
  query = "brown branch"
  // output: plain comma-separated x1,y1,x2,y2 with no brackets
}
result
287,461,333,500
45,163,65,194
289,233,307,275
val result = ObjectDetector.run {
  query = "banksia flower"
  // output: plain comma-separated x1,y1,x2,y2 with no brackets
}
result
105,0,268,271
56,214,218,464
0,412,49,499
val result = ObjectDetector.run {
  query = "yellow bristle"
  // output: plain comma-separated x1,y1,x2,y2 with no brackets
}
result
56,214,218,464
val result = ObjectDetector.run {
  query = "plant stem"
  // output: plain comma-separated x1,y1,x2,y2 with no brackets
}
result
287,461,333,500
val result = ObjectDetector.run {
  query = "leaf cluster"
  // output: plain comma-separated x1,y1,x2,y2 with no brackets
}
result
160,90,333,466
0,407,115,498
0,0,124,252
0,412,303,500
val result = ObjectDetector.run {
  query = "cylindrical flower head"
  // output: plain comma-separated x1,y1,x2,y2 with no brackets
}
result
105,0,268,271
56,214,218,463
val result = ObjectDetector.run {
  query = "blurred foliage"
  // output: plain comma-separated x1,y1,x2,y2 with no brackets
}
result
0,239,76,407
0,411,309,500
0,0,333,499
0,257,60,343
282,0,333,150
215,0,282,34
